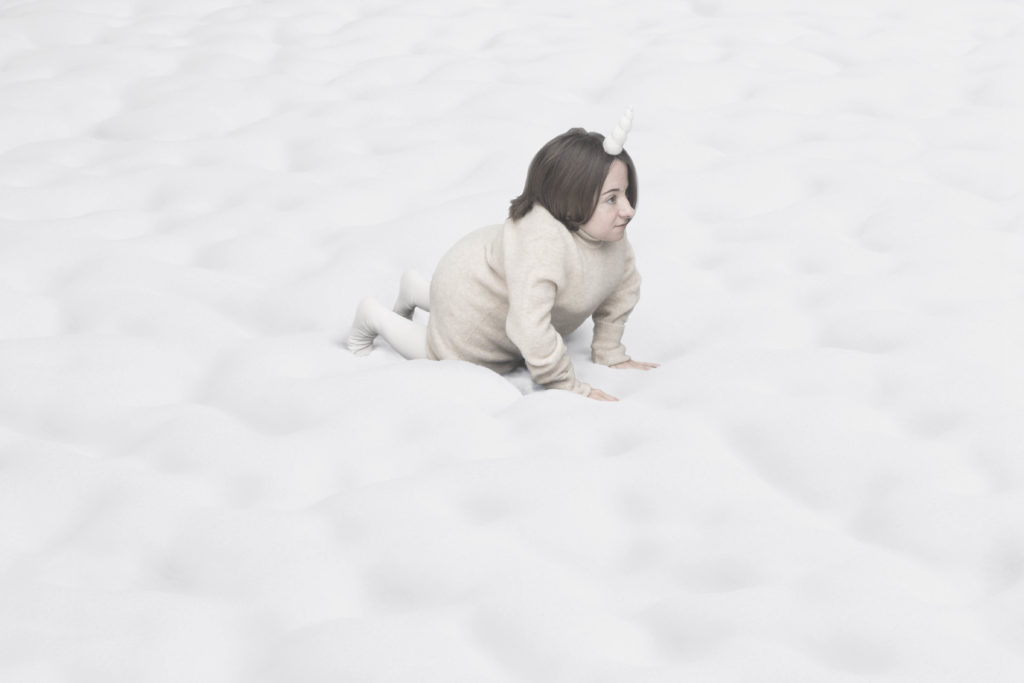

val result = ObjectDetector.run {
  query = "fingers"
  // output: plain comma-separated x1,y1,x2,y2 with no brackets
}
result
587,388,619,402
612,360,660,371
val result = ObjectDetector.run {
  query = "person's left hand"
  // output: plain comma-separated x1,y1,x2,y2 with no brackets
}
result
611,360,660,371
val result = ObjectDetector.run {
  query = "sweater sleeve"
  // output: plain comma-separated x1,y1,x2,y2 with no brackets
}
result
503,218,591,397
591,240,641,366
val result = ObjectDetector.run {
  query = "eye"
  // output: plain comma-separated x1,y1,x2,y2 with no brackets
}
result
606,195,617,204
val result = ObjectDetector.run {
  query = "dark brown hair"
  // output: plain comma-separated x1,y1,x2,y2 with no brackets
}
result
508,128,638,231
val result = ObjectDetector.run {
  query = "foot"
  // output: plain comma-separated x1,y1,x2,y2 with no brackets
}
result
347,297,381,356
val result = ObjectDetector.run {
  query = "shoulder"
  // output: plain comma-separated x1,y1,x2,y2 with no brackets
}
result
503,205,574,248
508,205,568,235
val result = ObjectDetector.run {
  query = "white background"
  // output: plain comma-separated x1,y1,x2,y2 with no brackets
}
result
1,0,1023,680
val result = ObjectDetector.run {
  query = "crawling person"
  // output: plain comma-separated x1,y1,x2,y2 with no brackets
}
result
347,109,658,401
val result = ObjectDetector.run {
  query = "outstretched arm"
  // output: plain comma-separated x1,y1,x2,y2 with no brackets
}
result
591,241,646,366
592,242,659,373
506,276,590,396
503,213,593,396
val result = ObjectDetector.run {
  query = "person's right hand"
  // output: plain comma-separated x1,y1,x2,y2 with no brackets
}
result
588,387,619,402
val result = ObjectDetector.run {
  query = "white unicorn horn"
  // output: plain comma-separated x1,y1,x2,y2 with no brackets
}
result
602,107,634,155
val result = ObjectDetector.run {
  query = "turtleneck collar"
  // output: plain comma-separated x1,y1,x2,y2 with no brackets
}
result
514,204,609,248
573,226,609,248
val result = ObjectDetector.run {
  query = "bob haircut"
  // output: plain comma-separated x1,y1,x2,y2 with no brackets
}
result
508,128,638,232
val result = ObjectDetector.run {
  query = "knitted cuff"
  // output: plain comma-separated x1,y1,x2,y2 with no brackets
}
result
543,374,592,397
591,321,630,366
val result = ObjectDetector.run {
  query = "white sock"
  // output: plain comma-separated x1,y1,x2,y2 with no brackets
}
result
347,297,381,356
393,269,431,319
348,297,429,360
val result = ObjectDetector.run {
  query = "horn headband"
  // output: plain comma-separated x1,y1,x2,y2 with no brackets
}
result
602,107,633,155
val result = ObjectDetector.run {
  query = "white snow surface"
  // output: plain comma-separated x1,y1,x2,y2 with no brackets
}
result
2,0,1023,680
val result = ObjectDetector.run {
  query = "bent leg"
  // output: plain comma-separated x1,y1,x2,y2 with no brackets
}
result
348,297,428,359
393,269,432,318
376,305,428,359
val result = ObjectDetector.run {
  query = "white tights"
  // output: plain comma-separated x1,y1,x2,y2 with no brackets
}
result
347,270,431,359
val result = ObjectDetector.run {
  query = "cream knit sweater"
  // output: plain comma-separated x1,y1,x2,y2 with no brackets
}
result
426,205,642,396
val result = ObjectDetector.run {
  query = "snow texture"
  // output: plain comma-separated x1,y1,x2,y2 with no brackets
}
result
2,0,1023,681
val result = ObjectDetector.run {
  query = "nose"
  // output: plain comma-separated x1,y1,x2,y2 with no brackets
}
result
619,197,635,219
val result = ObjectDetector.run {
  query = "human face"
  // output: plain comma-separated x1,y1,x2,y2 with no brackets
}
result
579,159,634,242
